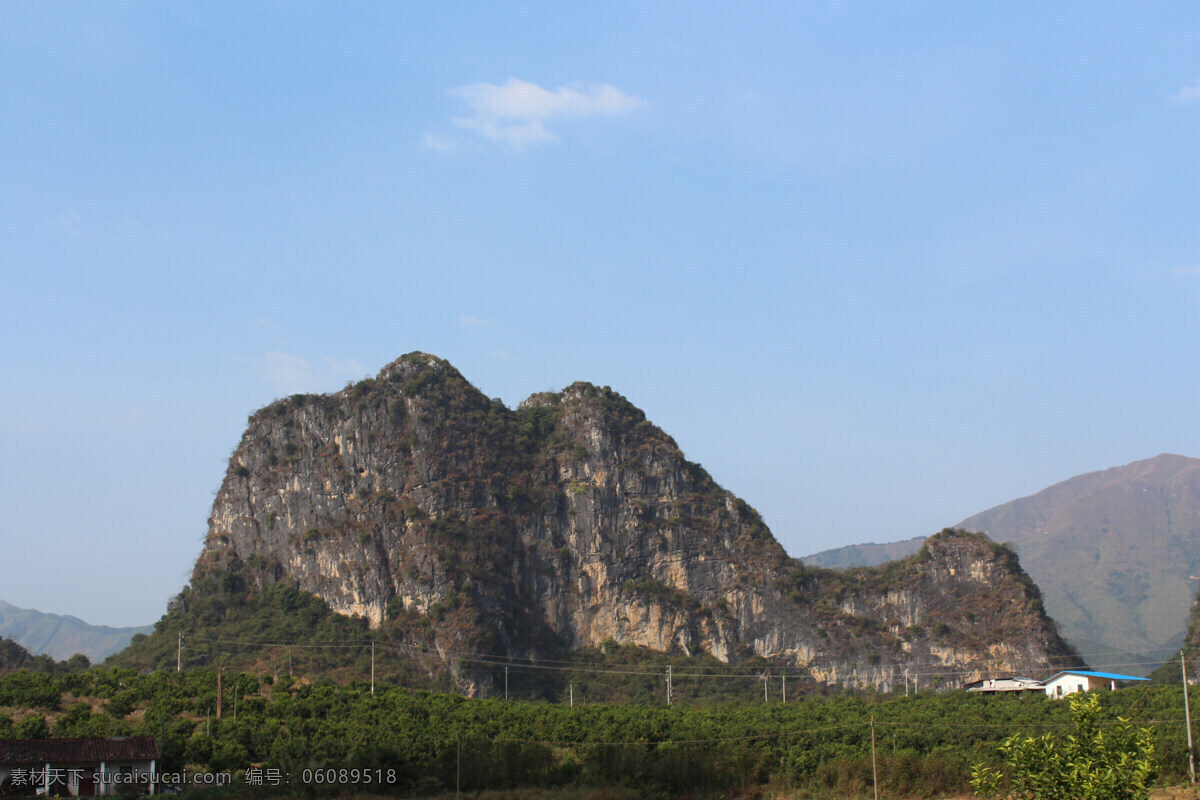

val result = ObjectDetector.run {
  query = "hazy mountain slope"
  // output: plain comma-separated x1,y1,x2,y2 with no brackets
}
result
1151,580,1200,683
0,599,153,662
958,454,1200,674
116,353,1077,693
804,537,925,569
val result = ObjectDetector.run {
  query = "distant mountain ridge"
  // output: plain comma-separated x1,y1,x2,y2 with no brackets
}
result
806,454,1200,675
0,599,153,662
804,538,925,570
959,454,1200,675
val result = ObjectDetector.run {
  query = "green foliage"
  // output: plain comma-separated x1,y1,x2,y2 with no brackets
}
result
15,713,50,738
971,692,1157,800
0,637,90,676
0,669,71,708
0,661,1192,798
0,637,35,671
53,701,131,737
106,566,433,690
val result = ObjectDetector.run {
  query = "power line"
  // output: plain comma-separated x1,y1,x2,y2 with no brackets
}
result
179,630,1200,667
172,631,1199,696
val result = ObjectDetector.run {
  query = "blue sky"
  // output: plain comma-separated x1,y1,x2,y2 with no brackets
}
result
2,3,1197,628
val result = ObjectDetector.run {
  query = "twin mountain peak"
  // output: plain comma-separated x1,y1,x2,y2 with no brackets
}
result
178,352,1075,693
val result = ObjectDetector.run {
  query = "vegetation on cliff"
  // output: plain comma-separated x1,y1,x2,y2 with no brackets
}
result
109,560,818,704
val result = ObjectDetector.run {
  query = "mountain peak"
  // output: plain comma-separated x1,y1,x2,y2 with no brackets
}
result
122,355,1077,693
376,351,449,380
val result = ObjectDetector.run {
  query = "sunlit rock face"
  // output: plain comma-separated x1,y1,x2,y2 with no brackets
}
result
201,352,1077,694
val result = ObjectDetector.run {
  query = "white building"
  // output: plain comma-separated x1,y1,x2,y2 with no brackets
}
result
1040,670,1149,698
965,676,1043,694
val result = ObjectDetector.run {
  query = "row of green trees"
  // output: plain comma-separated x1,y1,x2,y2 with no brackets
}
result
0,664,1191,797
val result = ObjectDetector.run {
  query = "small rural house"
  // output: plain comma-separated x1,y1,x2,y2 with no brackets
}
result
964,676,1043,694
1040,670,1149,698
0,736,160,796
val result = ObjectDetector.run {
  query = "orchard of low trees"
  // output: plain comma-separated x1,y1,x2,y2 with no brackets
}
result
0,660,1193,798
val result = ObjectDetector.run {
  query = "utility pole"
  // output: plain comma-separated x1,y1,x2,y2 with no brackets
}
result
569,684,574,707
1184,653,1196,784
763,674,768,703
666,666,672,706
371,642,375,697
216,666,225,720
505,667,508,701
870,716,879,800
177,633,182,673
782,674,786,704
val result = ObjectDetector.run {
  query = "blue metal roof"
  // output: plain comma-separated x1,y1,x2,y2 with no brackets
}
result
1047,670,1149,682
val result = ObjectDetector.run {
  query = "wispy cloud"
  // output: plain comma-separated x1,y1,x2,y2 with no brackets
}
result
489,349,516,360
420,132,454,152
1174,81,1200,103
57,208,83,237
262,352,370,396
448,78,646,148
1171,265,1200,277
327,356,371,377
458,315,497,327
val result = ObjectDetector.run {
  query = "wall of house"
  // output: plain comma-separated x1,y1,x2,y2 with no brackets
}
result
1043,674,1107,697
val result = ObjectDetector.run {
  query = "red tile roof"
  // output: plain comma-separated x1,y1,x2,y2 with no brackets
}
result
0,737,160,764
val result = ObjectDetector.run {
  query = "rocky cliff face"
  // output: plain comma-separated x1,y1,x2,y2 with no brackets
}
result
199,353,1076,693
804,454,1200,676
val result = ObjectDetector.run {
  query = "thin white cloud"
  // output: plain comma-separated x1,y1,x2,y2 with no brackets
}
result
1171,265,1200,277
458,315,497,327
449,78,646,148
489,349,516,360
262,352,371,396
263,352,317,395
325,356,370,378
57,208,83,237
421,131,454,152
1174,81,1200,103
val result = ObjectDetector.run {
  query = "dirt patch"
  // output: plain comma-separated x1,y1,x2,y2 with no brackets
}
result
1150,787,1200,800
